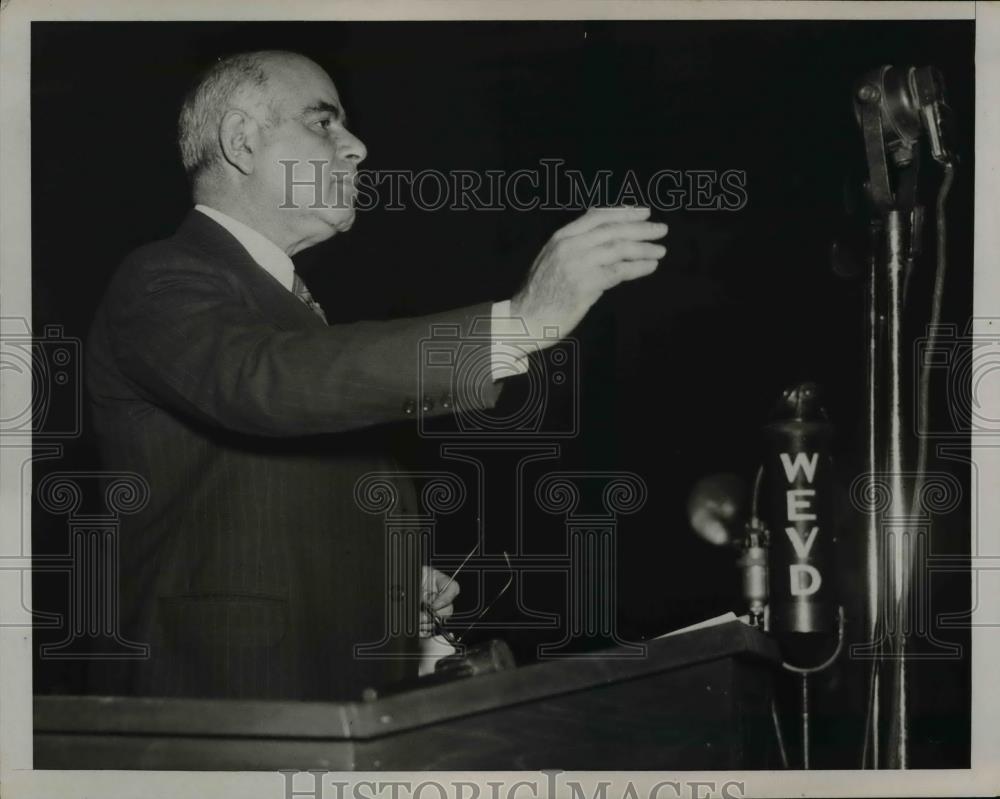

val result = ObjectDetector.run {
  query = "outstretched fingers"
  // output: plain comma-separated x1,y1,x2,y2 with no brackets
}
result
554,206,653,239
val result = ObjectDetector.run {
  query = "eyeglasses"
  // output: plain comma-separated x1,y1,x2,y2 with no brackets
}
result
425,544,513,647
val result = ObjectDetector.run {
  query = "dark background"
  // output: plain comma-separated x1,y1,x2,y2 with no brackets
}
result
31,20,973,768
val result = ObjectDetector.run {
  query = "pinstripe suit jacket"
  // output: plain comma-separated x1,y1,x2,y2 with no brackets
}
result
85,210,501,700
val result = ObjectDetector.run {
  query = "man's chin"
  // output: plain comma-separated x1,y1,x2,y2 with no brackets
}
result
333,211,356,232
306,209,356,240
321,206,356,233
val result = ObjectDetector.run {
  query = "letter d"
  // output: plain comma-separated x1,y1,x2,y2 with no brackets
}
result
789,564,822,596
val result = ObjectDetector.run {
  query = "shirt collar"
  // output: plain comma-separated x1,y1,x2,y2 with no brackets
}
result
194,204,295,292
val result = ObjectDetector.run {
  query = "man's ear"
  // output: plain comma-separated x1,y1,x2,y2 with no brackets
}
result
218,110,258,175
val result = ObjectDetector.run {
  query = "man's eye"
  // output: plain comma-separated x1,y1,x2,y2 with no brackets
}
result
316,118,332,130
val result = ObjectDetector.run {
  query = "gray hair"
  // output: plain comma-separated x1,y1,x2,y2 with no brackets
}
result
177,51,285,181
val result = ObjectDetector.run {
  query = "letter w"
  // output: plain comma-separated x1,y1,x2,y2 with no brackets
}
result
780,452,818,483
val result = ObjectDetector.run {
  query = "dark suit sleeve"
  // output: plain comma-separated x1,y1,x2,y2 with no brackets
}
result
105,250,504,437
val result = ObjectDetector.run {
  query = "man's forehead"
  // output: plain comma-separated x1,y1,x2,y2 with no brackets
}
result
266,56,342,112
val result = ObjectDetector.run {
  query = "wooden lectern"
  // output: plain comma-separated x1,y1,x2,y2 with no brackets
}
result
34,621,780,770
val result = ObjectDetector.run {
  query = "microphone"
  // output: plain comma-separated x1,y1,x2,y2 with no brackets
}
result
687,473,768,627
686,384,841,645
760,383,838,662
854,65,956,166
910,66,956,165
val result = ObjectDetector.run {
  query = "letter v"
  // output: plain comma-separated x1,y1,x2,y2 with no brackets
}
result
785,526,819,559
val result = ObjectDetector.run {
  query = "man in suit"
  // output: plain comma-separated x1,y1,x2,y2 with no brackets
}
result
85,50,667,700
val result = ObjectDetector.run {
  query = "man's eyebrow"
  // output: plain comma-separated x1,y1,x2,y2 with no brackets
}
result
301,100,346,124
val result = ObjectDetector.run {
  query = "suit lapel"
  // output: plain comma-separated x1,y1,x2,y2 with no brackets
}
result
172,210,327,330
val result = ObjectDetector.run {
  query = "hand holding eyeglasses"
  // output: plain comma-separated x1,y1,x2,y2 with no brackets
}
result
420,546,513,647
420,565,460,638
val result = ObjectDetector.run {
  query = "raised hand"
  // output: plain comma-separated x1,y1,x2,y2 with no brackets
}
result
509,206,668,351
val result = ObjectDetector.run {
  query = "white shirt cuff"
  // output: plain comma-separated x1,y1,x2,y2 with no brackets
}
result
490,300,533,381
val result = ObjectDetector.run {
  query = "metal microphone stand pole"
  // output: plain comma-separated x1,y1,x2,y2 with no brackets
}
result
781,607,846,769
856,77,924,770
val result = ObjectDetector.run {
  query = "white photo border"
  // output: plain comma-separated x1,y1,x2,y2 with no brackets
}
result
1,1,995,797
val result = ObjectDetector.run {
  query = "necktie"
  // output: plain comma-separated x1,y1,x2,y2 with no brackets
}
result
292,273,328,323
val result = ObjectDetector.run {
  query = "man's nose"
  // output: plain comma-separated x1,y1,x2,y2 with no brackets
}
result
338,129,367,165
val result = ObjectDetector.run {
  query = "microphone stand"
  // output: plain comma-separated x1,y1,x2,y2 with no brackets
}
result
781,607,846,769
854,67,955,769
856,82,919,771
